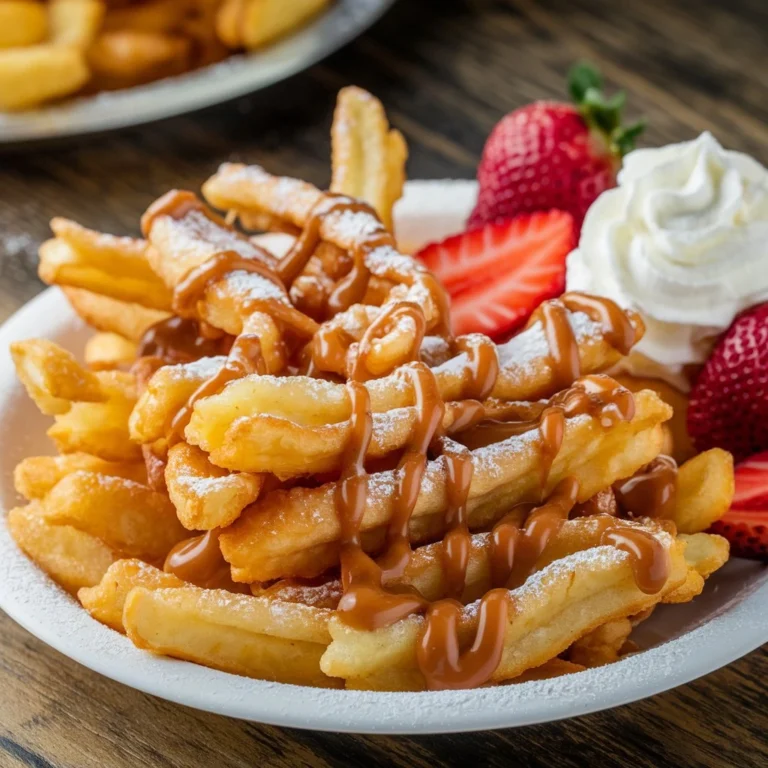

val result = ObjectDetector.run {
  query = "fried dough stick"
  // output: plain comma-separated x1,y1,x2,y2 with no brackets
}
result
320,527,690,691
130,307,631,447
143,197,317,373
220,391,671,581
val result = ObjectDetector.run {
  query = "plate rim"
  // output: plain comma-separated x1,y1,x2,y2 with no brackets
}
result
0,180,767,734
0,0,397,145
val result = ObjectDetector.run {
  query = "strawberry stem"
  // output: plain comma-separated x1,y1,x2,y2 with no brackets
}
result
567,61,645,158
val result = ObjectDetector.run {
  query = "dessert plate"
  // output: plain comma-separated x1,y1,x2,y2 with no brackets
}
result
0,180,766,734
0,0,395,146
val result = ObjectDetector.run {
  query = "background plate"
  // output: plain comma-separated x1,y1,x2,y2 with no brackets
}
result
0,0,395,145
0,180,766,734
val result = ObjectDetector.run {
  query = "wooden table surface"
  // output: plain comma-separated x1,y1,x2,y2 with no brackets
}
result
1,0,767,765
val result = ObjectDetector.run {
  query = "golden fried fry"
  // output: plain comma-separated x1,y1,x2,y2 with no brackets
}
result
85,332,138,370
41,471,187,559
166,443,264,531
673,449,734,534
320,528,689,690
10,338,105,416
124,585,342,687
14,452,146,500
7,502,118,595
566,618,633,668
216,0,329,50
79,558,184,631
86,30,192,90
39,219,172,311
331,86,407,230
62,287,170,342
0,2,47,49
0,44,88,110
220,392,670,581
48,0,105,47
662,532,730,604
48,370,140,461
102,0,190,33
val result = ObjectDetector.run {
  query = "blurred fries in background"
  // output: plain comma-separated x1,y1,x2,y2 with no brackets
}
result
0,0,332,111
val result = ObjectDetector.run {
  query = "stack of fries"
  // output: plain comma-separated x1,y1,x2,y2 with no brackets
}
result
0,0,331,111
7,87,734,691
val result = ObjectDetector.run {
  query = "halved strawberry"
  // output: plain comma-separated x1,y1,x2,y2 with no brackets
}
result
416,211,575,339
417,210,574,295
710,451,768,560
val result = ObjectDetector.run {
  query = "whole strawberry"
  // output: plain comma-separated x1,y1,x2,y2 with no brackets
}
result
468,63,644,230
688,302,768,462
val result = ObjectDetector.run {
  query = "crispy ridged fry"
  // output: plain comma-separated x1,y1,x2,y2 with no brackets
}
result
216,0,330,50
7,502,118,595
320,528,688,690
14,452,146,500
672,449,734,534
129,356,226,443
63,287,170,342
662,532,729,604
566,618,633,668
166,443,264,530
41,471,187,560
0,2,47,48
11,338,105,415
133,310,625,448
220,391,671,581
85,332,138,370
124,586,342,688
331,86,407,230
39,219,172,311
48,370,140,461
79,559,184,632
49,0,105,47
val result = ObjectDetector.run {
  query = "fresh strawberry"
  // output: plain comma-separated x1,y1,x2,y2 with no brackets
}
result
709,452,768,559
416,210,575,339
468,62,644,230
688,303,768,462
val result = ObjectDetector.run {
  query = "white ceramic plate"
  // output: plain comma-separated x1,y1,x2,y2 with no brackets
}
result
0,0,395,145
0,180,766,734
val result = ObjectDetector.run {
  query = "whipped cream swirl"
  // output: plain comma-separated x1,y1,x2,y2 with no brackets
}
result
566,132,768,388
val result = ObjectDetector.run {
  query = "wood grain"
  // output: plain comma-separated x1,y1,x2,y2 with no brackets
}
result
1,0,767,764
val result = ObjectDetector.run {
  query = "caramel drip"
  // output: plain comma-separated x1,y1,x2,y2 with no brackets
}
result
276,196,380,290
138,316,231,364
614,455,678,520
489,477,580,590
416,589,510,691
164,529,249,593
140,189,226,238
336,380,428,630
167,334,266,442
561,292,643,356
600,527,670,594
455,334,500,401
173,249,285,319
531,300,581,391
439,440,474,601
528,292,645,394
348,302,427,382
550,374,635,428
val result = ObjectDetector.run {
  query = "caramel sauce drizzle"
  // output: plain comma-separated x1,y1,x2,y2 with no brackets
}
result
614,455,678,520
528,293,644,393
138,316,232,365
164,528,249,593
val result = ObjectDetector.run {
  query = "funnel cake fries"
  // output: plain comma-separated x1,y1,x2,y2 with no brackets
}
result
9,87,733,692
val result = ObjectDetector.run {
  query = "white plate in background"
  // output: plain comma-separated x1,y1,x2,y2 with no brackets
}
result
0,0,395,145
0,180,766,734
